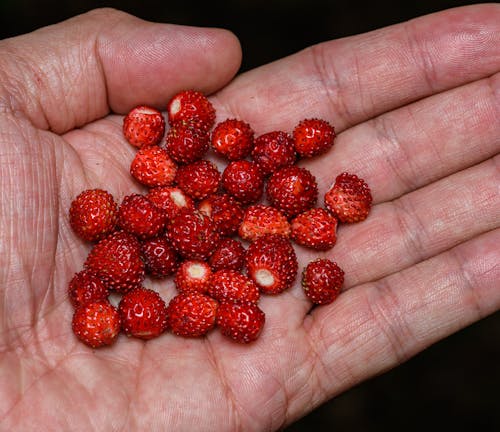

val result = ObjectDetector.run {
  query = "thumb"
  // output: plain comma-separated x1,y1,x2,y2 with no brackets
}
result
0,8,242,133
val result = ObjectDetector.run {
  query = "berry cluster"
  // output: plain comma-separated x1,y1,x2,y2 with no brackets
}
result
69,90,372,348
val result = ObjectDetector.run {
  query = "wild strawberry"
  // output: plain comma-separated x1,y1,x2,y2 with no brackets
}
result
208,270,260,304
167,209,220,260
266,166,318,217
208,238,246,272
216,301,265,344
85,231,145,293
211,118,254,160
123,105,165,148
68,270,109,309
165,123,210,164
290,208,338,250
175,160,221,200
72,300,121,348
130,145,177,188
324,172,373,223
293,118,335,158
146,186,195,221
141,236,179,278
198,193,244,236
118,287,168,339
302,258,344,305
69,189,118,242
238,204,291,242
118,194,167,239
251,131,296,176
166,89,216,132
245,234,298,295
174,260,212,294
221,160,264,204
167,292,218,337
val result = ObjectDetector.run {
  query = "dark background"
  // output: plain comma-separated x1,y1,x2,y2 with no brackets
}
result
1,1,498,430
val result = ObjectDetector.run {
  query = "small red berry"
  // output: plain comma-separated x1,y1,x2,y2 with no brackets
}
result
175,160,221,200
251,131,296,176
198,193,244,237
293,118,335,158
175,260,212,294
118,287,168,340
141,236,179,278
324,172,373,223
165,124,210,164
130,146,177,188
146,186,195,221
266,166,318,217
302,259,344,305
208,270,260,304
208,238,246,272
221,160,264,204
238,204,291,242
211,118,254,160
167,292,218,337
68,270,109,309
69,189,118,242
123,105,165,148
167,89,216,132
72,300,121,348
118,194,167,239
217,301,265,344
290,207,338,250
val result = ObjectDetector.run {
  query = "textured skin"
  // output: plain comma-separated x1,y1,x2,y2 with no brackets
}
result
146,186,195,220
85,231,145,293
118,194,167,239
68,270,109,309
291,207,338,250
141,236,179,278
167,293,218,337
208,270,260,303
175,160,221,200
69,188,118,242
118,287,168,340
324,172,373,223
266,166,318,217
211,118,255,160
239,204,291,242
216,301,265,344
251,131,296,176
72,300,121,348
208,238,246,272
166,89,216,132
123,105,166,148
174,260,212,294
130,146,178,188
302,258,344,305
198,193,244,237
221,160,264,204
165,123,210,164
293,118,335,158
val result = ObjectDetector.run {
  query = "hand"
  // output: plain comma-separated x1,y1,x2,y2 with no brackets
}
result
0,5,498,431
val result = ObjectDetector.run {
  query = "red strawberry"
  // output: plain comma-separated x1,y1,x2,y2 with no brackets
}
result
174,260,212,294
208,238,246,272
175,160,221,200
245,234,298,295
166,89,216,132
146,186,195,221
266,166,318,217
123,105,165,148
221,160,264,204
167,209,221,260
85,231,145,293
293,118,335,158
251,131,296,176
238,204,291,242
141,236,179,278
198,193,244,236
118,287,168,339
302,258,344,305
216,301,265,344
324,172,373,223
130,146,177,188
165,123,210,164
208,270,260,304
290,207,338,250
167,292,218,337
72,300,121,348
211,118,254,160
118,194,167,239
69,189,118,242
68,270,109,309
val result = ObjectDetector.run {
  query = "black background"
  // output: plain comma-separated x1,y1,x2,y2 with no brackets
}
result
1,1,498,431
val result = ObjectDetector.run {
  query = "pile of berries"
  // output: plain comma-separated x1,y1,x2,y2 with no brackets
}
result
69,90,372,348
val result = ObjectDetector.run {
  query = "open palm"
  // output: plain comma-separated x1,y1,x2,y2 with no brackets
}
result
0,5,499,431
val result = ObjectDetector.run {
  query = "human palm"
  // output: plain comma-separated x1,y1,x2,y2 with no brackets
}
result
0,5,499,431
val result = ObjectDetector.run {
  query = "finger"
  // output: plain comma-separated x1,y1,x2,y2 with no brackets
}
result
214,4,500,133
0,8,241,133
